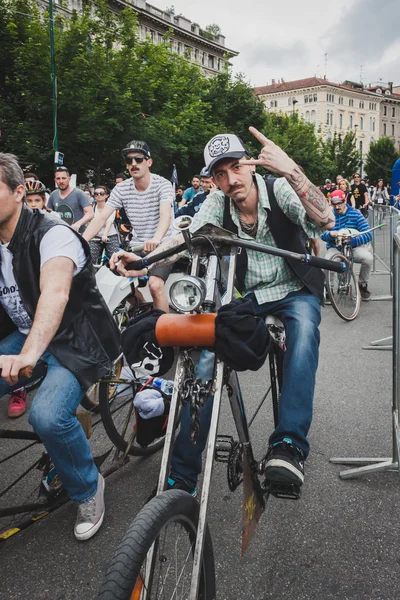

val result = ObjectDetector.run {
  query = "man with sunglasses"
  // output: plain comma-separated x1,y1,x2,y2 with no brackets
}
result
48,167,94,233
83,141,174,312
321,189,373,301
350,172,370,216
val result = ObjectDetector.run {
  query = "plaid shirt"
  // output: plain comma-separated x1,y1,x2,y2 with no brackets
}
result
191,174,322,304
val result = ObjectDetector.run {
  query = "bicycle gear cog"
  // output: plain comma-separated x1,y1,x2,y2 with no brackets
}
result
227,441,243,491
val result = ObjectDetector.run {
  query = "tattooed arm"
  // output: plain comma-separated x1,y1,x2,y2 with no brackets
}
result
240,126,335,230
109,233,186,278
285,165,335,230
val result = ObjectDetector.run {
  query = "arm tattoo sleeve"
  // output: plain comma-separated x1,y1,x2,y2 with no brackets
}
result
147,233,187,270
286,166,335,228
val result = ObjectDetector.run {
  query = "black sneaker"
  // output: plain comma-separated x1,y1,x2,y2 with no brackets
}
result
359,283,371,301
146,477,197,504
167,477,197,497
264,438,305,486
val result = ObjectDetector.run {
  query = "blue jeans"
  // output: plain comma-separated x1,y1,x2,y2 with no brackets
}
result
0,331,98,503
171,290,321,488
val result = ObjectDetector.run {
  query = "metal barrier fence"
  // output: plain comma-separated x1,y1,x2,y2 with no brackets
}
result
330,233,400,479
368,204,400,298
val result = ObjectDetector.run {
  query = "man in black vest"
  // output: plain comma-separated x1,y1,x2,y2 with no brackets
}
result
113,128,335,491
0,153,120,540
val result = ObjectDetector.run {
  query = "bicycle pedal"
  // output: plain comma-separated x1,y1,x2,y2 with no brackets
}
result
262,480,301,500
215,435,235,463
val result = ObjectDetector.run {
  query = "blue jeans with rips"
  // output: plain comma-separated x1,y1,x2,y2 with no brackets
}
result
170,289,321,489
0,331,98,503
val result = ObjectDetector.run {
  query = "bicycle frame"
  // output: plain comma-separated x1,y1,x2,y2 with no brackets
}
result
143,242,276,599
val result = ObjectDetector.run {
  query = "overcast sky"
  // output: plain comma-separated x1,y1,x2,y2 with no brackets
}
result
150,0,400,88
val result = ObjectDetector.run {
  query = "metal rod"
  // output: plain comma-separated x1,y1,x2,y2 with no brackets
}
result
190,359,224,600
49,0,58,153
141,353,187,598
224,247,237,305
228,371,251,443
392,235,400,464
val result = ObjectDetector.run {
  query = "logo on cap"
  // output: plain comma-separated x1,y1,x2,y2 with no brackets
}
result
208,135,230,158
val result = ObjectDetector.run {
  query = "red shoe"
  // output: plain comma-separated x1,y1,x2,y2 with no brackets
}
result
8,388,27,418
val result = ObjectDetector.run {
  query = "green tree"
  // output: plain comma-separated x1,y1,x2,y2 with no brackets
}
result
257,112,330,184
0,0,53,175
320,131,360,181
365,137,400,184
0,0,335,188
205,24,221,37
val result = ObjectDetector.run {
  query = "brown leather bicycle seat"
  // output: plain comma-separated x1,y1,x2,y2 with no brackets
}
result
155,313,216,347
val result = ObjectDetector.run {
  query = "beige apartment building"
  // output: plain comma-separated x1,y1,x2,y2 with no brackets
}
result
42,0,238,77
254,77,400,172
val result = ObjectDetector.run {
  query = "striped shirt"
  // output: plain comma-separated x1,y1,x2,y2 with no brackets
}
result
320,205,372,249
107,174,174,244
191,173,322,304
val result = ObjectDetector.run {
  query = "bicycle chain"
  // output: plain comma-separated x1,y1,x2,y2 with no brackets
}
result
179,352,213,444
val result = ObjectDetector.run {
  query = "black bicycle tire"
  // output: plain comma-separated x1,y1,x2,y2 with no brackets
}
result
98,378,166,457
97,490,216,600
326,253,360,322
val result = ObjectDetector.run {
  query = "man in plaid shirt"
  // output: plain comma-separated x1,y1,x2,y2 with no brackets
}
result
114,127,335,491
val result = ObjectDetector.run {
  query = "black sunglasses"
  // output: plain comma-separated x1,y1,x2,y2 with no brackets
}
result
125,156,146,165
55,167,69,172
94,191,106,196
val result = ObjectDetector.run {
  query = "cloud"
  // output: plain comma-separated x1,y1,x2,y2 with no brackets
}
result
325,0,400,63
241,39,309,69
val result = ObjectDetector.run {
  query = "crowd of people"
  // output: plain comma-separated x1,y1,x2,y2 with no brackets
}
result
320,174,393,214
0,130,394,543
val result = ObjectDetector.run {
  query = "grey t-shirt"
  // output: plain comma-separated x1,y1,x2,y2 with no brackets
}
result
48,188,90,232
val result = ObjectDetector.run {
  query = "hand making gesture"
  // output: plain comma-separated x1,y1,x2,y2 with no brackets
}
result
239,126,297,177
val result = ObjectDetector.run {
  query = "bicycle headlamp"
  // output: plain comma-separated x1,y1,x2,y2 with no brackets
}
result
169,276,207,313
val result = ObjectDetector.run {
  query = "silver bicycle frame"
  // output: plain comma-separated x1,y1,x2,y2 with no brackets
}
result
142,244,266,599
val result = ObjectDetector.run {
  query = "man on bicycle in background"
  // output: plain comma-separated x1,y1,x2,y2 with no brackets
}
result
113,127,335,492
83,141,174,313
0,153,120,540
321,189,373,301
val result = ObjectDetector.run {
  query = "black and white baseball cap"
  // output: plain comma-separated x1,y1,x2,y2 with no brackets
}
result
121,140,151,159
204,134,247,173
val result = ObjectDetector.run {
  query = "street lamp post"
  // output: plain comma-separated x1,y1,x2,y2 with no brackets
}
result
49,0,58,155
292,98,298,117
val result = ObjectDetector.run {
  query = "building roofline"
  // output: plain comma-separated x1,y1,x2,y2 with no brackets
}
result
253,77,399,100
114,0,239,57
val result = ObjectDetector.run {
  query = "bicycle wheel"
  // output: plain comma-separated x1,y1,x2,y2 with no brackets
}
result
97,490,216,600
98,361,168,457
326,253,360,321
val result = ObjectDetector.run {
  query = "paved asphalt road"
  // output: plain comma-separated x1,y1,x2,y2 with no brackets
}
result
0,271,398,600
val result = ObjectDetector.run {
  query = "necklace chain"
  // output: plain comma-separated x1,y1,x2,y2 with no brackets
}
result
239,213,258,237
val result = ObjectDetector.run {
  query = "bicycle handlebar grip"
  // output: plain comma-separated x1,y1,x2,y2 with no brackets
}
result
304,254,347,273
0,366,33,379
124,258,148,271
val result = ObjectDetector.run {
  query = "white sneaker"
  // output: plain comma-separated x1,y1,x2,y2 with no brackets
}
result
74,473,105,541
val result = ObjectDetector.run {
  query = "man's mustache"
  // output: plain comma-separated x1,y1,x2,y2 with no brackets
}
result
228,185,242,195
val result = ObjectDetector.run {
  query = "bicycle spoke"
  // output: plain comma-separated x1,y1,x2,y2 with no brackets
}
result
147,522,195,600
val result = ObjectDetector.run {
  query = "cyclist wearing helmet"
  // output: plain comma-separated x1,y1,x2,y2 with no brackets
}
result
84,140,174,312
25,180,61,222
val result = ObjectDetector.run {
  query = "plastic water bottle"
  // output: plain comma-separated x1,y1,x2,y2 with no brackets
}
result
153,377,174,396
42,462,62,494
